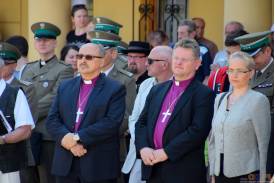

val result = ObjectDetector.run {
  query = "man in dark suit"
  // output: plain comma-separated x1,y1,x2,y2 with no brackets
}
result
135,38,214,183
46,43,126,183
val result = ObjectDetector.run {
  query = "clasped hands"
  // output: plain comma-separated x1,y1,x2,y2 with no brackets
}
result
140,147,168,166
61,133,87,157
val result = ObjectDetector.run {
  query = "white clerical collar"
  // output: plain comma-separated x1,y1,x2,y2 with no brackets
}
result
5,75,14,84
102,64,114,76
0,79,6,96
83,80,92,84
261,58,273,73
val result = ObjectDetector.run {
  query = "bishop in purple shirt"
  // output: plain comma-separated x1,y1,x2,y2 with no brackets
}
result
135,38,214,183
46,43,126,183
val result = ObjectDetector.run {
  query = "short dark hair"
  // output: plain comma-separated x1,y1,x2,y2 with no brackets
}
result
71,4,88,17
6,35,29,57
225,30,248,47
60,44,79,61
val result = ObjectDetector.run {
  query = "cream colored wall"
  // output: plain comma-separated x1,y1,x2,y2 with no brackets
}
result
28,0,71,61
188,0,224,49
0,0,23,40
224,0,273,34
94,0,138,44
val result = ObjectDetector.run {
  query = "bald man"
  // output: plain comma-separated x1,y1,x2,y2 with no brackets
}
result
122,46,173,183
47,43,126,183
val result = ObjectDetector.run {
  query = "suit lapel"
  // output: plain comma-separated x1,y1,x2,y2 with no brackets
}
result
70,77,81,126
80,74,105,125
151,81,172,134
166,79,197,125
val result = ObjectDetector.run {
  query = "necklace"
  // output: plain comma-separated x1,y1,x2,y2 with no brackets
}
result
161,86,184,123
75,86,92,123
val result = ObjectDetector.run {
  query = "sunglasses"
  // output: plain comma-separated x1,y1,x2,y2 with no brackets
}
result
76,54,102,61
147,58,167,65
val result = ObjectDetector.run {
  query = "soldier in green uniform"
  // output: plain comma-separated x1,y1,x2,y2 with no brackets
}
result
21,22,74,183
88,30,137,183
235,30,274,181
92,16,128,71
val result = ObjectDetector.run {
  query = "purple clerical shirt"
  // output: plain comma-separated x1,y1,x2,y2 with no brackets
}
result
74,76,98,131
153,77,193,149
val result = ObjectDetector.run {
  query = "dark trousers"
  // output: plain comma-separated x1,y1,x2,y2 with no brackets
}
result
20,140,56,183
56,158,117,183
215,154,259,183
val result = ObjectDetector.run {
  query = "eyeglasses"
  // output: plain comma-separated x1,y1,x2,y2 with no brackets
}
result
76,54,102,61
127,55,146,60
147,58,167,65
226,69,251,75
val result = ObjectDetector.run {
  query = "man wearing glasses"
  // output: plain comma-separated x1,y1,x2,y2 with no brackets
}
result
47,43,126,183
135,38,214,183
122,45,173,183
235,30,274,181
21,22,74,183
122,41,151,92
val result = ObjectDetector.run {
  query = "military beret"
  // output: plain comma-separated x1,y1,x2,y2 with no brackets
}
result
88,30,121,49
0,42,21,63
234,30,272,56
93,17,122,35
31,22,61,39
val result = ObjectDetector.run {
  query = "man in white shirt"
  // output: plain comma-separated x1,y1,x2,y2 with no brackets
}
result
0,45,35,183
122,46,173,183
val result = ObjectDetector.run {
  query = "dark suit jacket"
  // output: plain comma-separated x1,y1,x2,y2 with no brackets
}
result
135,79,214,183
46,73,126,182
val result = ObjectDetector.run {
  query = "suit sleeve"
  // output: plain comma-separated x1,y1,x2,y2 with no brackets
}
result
135,88,154,156
78,85,126,146
38,66,74,119
46,83,71,144
251,95,271,182
164,89,214,161
119,77,136,135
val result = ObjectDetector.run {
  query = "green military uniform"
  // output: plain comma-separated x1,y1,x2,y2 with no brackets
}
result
22,56,73,139
20,22,74,183
236,30,274,178
89,30,136,183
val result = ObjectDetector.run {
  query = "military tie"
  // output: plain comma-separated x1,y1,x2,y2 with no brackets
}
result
256,71,262,78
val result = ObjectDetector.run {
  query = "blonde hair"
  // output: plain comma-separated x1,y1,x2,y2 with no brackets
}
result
229,51,256,70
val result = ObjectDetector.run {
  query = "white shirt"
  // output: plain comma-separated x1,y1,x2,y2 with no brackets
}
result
213,49,228,67
0,79,35,130
102,64,114,76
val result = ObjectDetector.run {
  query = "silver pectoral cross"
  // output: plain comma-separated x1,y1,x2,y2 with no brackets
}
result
76,108,84,123
162,109,171,123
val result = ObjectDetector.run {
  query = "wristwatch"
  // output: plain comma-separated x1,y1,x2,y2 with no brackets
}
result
73,133,80,142
0,135,6,145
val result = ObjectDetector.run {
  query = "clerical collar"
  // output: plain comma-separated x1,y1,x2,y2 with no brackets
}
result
40,55,56,66
173,77,194,87
82,76,99,86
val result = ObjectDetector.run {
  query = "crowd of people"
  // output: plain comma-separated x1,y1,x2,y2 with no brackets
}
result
0,3,273,183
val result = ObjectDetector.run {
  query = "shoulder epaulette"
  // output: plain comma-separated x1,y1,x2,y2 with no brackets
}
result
117,68,134,77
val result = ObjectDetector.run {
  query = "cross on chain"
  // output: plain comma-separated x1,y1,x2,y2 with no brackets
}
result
161,108,172,123
76,108,84,123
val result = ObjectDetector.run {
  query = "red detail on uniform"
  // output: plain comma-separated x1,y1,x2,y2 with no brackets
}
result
208,66,228,93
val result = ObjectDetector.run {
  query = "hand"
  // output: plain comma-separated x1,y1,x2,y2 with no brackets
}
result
211,176,215,183
61,133,77,150
152,149,168,164
70,144,87,157
140,147,155,166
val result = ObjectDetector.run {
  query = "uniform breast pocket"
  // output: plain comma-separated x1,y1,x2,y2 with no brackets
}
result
39,79,55,93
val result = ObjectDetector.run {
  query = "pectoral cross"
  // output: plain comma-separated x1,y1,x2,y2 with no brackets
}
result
162,109,171,123
76,108,84,123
